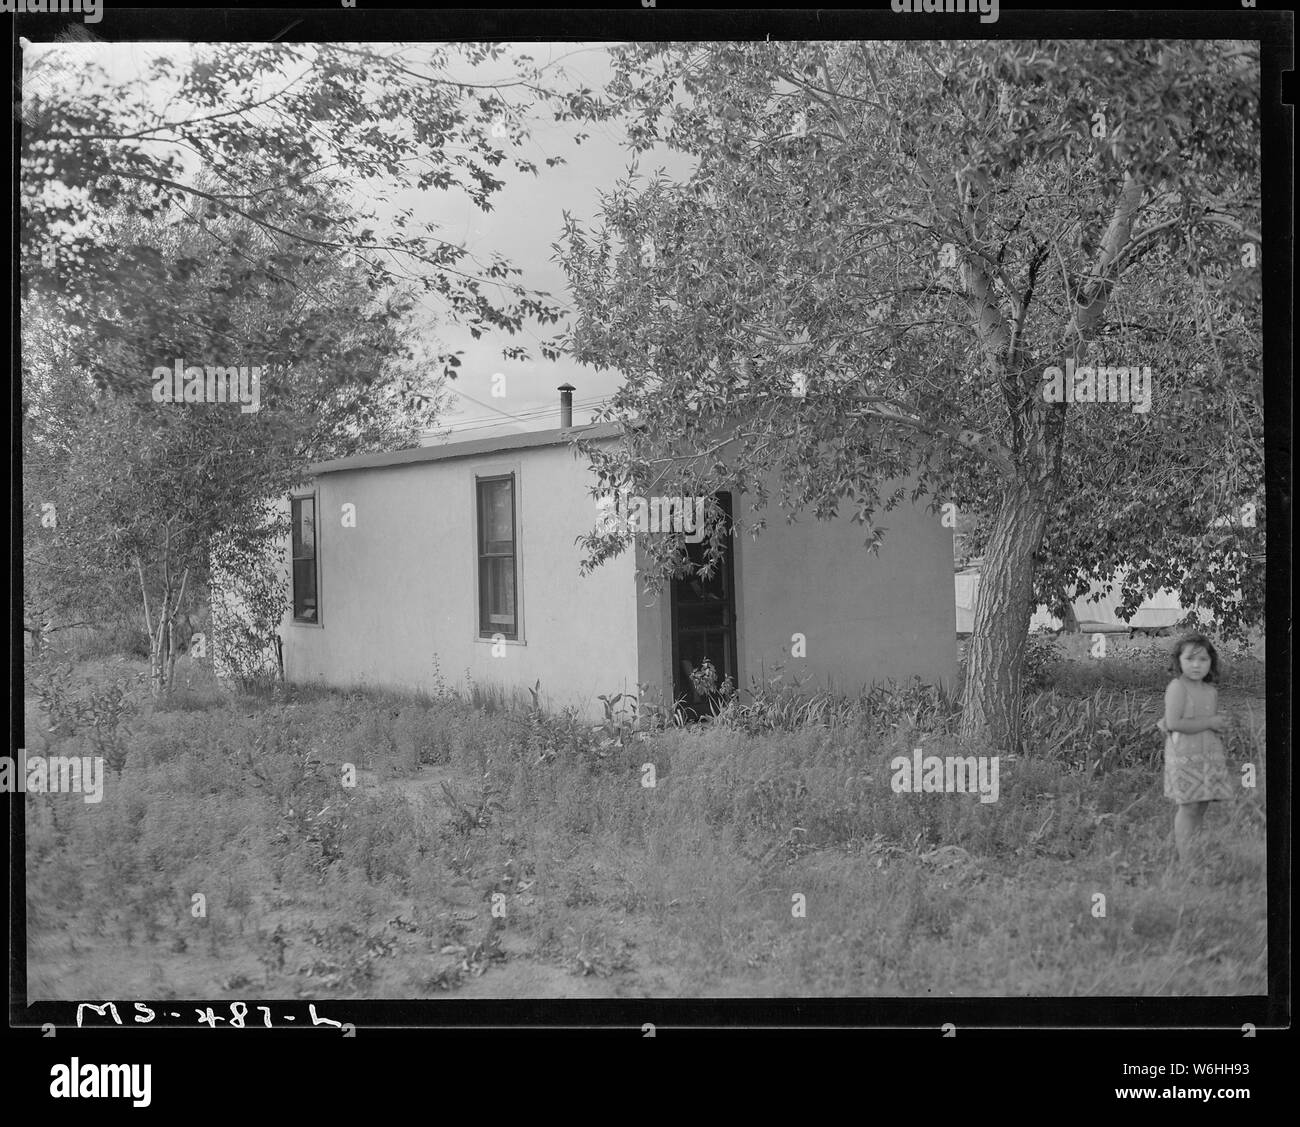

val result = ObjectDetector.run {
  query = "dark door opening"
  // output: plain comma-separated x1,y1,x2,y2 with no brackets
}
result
670,492,737,720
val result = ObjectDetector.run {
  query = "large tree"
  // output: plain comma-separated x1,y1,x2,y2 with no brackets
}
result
21,40,607,385
560,40,1262,751
23,180,434,694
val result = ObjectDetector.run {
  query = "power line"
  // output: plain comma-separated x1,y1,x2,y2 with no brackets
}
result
429,416,594,439
434,393,605,429
438,385,604,426
437,382,555,429
426,396,607,438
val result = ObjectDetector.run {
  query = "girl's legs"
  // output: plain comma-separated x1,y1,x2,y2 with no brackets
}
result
1173,801,1210,863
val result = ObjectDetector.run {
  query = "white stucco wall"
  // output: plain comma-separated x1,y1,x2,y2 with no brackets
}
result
733,484,958,694
636,478,959,700
280,440,640,720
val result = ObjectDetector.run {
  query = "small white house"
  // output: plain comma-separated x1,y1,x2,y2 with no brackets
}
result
272,392,959,719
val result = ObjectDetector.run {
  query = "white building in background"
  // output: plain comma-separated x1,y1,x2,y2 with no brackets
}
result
954,563,1188,635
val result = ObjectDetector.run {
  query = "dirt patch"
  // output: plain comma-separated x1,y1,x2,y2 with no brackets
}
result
362,763,460,798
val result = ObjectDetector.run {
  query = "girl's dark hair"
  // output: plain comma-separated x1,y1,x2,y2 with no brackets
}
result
1169,632,1220,684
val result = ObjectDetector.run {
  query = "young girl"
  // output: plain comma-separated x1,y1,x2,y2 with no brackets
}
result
1158,633,1234,864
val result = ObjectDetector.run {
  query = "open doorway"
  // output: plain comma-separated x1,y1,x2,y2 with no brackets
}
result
670,492,737,719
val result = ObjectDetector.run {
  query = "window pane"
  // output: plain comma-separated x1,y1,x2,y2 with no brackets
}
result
480,480,513,553
477,477,517,636
293,558,317,620
293,497,315,559
479,556,515,633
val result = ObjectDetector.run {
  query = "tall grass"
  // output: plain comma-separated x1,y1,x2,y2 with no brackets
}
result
24,643,1267,999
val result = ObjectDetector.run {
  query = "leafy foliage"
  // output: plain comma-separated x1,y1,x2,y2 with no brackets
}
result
1021,632,1064,694
23,183,433,695
29,656,145,773
21,42,607,381
560,40,1261,748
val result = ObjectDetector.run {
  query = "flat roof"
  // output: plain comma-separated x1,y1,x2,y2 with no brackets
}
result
306,420,623,476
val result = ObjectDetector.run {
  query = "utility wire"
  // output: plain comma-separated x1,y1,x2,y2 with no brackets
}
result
425,396,607,438
430,393,605,431
431,397,603,431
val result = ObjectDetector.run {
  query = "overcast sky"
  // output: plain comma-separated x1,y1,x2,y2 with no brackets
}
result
388,44,695,442
25,38,695,442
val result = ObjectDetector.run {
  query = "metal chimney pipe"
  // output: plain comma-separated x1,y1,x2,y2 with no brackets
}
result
558,383,575,429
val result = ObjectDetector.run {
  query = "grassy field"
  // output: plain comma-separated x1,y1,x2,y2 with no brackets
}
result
23,631,1267,999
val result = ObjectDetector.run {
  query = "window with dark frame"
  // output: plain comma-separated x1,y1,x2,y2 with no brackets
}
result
477,475,518,639
291,495,318,623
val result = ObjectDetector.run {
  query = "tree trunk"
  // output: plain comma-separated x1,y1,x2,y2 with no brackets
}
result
137,556,164,698
149,584,171,699
149,620,167,698
147,566,190,698
1044,581,1081,634
150,610,187,697
165,616,179,694
959,480,1051,752
1057,587,1080,634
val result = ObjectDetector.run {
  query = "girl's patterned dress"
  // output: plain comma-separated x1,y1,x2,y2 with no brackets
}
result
1163,681,1234,803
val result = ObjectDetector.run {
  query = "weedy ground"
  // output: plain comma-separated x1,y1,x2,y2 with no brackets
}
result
24,630,1266,999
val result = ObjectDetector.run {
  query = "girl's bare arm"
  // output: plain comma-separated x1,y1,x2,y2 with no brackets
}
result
1164,681,1222,733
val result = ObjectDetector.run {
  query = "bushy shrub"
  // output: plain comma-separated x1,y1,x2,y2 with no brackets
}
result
711,668,854,734
1021,689,1159,774
511,706,590,762
340,793,415,884
1021,632,1064,692
68,621,151,661
710,672,959,738
30,658,144,771
862,676,961,735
